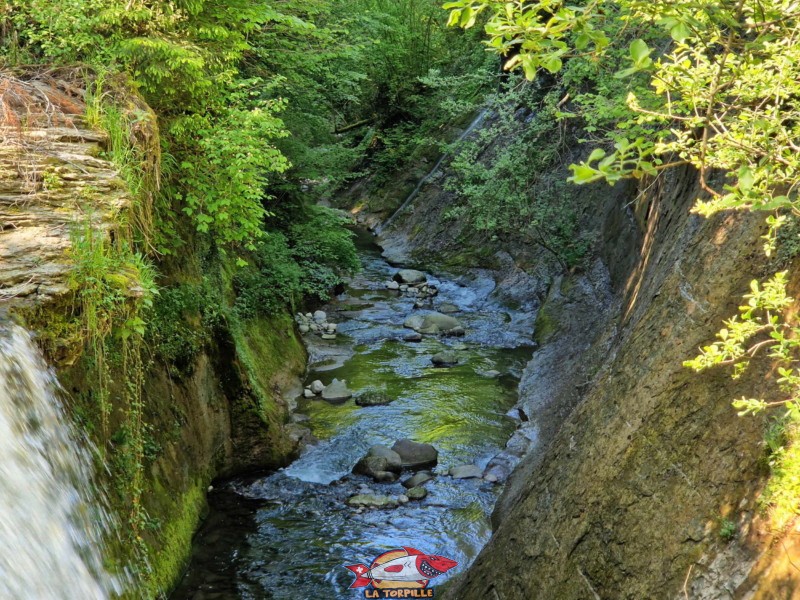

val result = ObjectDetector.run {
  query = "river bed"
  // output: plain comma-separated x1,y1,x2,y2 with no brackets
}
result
172,232,535,599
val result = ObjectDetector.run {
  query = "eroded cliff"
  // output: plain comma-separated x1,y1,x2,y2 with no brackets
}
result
371,106,799,598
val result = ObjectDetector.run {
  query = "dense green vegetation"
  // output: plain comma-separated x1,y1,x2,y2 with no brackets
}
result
445,0,800,530
0,0,489,593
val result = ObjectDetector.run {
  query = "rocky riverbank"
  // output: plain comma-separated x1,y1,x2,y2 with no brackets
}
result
172,230,536,599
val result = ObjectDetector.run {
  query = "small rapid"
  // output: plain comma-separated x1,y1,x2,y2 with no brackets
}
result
0,324,120,599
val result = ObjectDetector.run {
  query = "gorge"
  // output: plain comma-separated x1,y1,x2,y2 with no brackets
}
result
1,1,800,599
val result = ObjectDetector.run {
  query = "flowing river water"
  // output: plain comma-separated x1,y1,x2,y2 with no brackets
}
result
173,231,535,599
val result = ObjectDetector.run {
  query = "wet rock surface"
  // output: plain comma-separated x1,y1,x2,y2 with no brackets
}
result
173,230,535,599
320,379,353,402
391,439,439,470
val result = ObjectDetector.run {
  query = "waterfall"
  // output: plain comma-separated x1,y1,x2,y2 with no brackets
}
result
0,324,121,599
377,109,488,234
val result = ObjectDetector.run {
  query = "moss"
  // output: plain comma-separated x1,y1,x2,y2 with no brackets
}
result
141,479,207,599
229,313,305,460
534,302,560,345
13,298,84,366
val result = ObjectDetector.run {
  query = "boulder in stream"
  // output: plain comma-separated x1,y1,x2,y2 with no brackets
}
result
310,380,325,394
449,464,483,479
421,312,462,332
403,315,425,330
352,446,402,482
391,439,438,469
393,269,427,284
431,351,458,367
347,494,399,509
403,332,423,342
443,326,466,338
402,471,434,488
366,445,403,471
355,389,393,406
406,486,428,500
321,379,353,402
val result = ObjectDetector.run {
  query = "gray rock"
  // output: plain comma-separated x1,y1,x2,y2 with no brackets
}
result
313,310,327,322
443,326,466,337
386,280,400,290
418,324,440,335
305,312,313,318
406,486,428,500
327,323,337,332
374,471,398,483
403,315,425,330
299,324,310,334
321,333,337,340
303,389,315,399
439,302,460,314
310,380,325,394
393,269,427,284
449,464,483,479
402,471,434,488
367,445,402,471
391,439,438,469
353,456,390,478
398,494,409,504
355,390,393,406
400,284,409,292
347,494,399,508
321,379,353,402
431,352,458,367
403,332,423,342
421,312,462,332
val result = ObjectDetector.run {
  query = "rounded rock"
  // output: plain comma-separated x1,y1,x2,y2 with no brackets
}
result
391,439,438,469
406,486,428,500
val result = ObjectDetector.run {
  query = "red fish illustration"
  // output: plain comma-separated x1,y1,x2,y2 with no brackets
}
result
345,547,458,588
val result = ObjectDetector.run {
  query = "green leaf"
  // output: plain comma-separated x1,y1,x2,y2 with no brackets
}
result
447,9,462,27
568,163,600,184
629,39,651,66
522,55,537,80
542,56,563,74
670,22,692,41
587,147,606,163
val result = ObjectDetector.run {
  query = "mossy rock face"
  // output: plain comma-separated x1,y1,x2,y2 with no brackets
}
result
25,261,306,597
533,301,560,346
355,389,393,406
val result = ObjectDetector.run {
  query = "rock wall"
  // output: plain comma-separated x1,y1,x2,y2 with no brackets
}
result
374,114,799,597
0,74,128,305
0,73,307,598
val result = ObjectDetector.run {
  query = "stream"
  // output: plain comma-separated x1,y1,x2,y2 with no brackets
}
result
172,231,535,600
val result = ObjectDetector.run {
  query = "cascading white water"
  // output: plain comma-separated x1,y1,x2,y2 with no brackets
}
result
0,324,121,599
